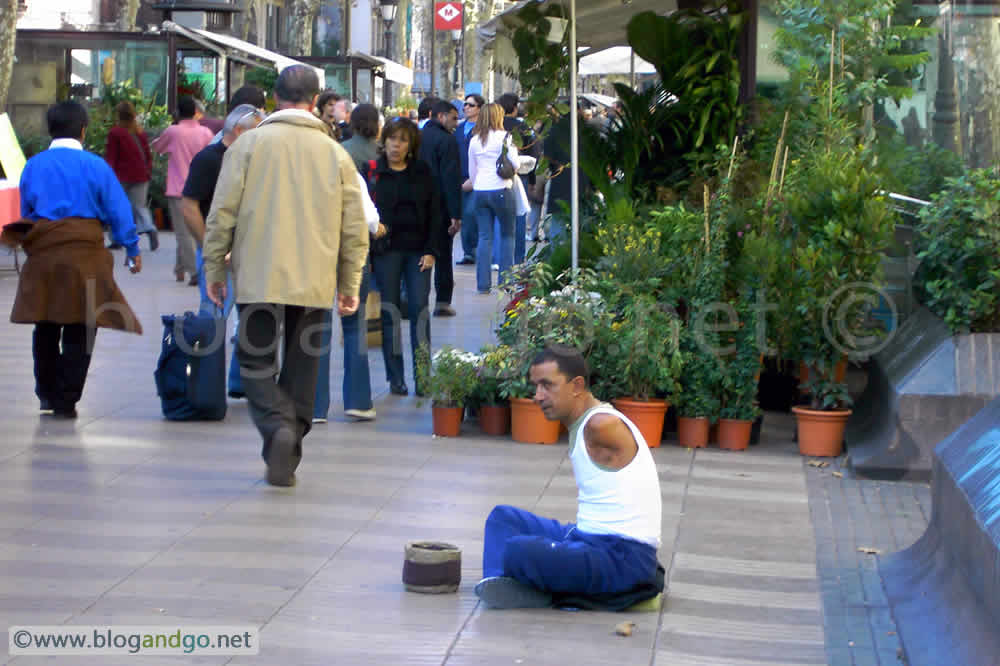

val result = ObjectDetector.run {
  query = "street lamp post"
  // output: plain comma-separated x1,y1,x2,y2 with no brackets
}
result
379,0,399,105
451,28,462,93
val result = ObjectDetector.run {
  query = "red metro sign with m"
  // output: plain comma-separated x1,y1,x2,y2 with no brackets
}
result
435,1,463,30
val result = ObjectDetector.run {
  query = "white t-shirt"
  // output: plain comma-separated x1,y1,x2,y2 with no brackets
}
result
468,129,519,191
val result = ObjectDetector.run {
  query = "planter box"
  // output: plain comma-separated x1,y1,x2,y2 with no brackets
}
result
881,396,1000,666
847,306,1000,480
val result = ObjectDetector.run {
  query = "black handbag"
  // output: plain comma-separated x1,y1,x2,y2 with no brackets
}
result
495,132,516,180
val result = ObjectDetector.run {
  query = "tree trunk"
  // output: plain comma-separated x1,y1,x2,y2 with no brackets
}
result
0,0,18,112
118,0,139,31
287,0,322,57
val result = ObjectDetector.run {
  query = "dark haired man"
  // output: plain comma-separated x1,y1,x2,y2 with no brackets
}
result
475,345,663,609
419,99,462,317
152,95,213,285
456,93,485,265
5,101,143,420
417,96,440,129
203,65,369,487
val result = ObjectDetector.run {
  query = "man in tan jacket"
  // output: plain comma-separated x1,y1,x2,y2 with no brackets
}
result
203,65,369,487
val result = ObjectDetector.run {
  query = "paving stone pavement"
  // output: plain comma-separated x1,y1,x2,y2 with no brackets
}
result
805,444,932,666
0,236,930,664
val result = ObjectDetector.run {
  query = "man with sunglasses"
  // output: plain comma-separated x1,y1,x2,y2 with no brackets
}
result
456,94,484,265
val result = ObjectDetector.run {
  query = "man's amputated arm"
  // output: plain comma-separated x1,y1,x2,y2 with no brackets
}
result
583,413,639,470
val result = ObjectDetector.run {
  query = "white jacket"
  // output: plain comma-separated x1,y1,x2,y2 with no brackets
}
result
468,129,519,191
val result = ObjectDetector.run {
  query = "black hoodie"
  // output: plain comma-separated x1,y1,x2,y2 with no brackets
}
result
372,156,442,258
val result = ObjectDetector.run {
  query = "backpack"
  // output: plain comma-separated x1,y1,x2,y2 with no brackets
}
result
154,311,227,421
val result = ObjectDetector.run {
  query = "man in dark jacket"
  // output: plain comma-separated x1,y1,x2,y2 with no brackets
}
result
455,93,485,264
418,100,462,316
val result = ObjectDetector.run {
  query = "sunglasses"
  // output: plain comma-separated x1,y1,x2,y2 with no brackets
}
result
464,102,479,108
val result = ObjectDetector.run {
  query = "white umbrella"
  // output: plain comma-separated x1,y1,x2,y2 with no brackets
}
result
579,46,656,77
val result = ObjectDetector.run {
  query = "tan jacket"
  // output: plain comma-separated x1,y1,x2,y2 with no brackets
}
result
202,109,369,307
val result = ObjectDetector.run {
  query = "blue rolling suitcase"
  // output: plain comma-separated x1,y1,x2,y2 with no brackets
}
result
154,311,228,421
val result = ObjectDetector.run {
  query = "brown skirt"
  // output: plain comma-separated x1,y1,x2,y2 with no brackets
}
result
8,217,142,334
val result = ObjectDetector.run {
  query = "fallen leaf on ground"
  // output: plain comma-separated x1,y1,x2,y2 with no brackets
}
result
832,471,844,478
615,621,635,637
807,460,830,468
858,547,882,555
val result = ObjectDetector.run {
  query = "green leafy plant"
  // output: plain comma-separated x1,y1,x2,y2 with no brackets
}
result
414,345,480,408
718,298,762,421
913,168,1000,333
594,290,683,402
472,344,517,407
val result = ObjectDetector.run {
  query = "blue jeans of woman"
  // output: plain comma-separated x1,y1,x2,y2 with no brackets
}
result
314,264,372,419
372,251,431,390
475,189,515,292
196,247,242,396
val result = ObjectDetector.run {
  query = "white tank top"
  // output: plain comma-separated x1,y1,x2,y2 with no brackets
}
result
569,404,662,548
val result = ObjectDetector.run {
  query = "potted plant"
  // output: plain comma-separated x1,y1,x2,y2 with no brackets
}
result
415,345,479,437
496,273,606,444
716,299,762,450
792,358,853,456
598,291,683,448
673,324,723,448
473,345,515,436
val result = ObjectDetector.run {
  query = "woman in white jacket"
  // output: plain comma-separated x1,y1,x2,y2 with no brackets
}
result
465,103,518,293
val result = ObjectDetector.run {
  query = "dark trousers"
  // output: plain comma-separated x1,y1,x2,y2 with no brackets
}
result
372,251,430,389
33,322,96,411
236,303,325,460
482,505,658,596
434,218,455,305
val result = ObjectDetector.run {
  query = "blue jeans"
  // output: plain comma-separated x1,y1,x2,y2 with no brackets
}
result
314,265,373,419
482,505,658,596
372,251,431,389
514,214,527,264
196,247,242,395
475,189,515,292
460,191,477,260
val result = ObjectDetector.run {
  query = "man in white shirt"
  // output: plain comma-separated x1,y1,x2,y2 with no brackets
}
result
475,345,663,609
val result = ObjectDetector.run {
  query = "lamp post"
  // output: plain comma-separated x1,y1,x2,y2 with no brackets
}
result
379,0,399,104
451,28,462,93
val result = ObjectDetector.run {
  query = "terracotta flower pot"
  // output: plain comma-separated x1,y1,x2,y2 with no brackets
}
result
432,404,463,437
612,397,668,448
792,406,852,457
511,398,560,444
479,404,511,436
717,418,753,451
677,416,710,448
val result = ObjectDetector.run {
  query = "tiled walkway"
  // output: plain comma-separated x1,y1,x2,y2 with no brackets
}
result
0,236,926,664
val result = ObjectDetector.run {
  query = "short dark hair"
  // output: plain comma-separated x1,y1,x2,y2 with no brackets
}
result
418,96,440,120
431,99,458,119
229,85,265,112
177,95,197,119
531,345,590,387
317,90,342,112
275,65,320,105
497,92,519,115
349,103,380,139
380,117,421,162
464,93,486,109
47,101,89,139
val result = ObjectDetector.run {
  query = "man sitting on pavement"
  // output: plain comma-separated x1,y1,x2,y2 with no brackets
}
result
475,345,663,609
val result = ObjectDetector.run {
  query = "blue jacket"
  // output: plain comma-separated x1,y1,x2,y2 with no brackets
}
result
455,119,476,181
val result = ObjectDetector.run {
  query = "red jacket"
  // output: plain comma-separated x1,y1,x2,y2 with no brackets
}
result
105,126,152,184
